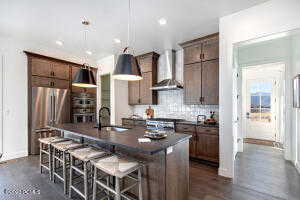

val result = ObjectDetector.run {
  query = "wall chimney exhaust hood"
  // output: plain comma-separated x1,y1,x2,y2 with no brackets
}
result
150,50,183,91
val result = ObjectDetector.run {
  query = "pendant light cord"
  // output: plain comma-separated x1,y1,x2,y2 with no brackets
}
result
126,0,131,53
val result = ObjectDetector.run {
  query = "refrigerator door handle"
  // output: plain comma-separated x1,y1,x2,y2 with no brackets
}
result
53,94,56,124
50,95,53,124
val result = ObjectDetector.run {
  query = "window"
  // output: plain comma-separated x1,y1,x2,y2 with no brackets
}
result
250,82,272,122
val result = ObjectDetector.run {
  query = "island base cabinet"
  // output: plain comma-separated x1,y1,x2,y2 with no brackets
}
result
116,140,189,200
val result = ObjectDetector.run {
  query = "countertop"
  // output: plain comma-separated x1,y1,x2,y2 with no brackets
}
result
122,118,219,128
176,120,219,128
48,123,191,155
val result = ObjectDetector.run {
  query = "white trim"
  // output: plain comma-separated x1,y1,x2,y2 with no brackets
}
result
218,167,233,178
0,54,3,159
0,150,28,162
295,162,300,174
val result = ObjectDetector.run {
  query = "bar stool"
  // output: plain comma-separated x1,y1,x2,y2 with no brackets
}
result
68,147,108,200
91,155,143,200
38,135,70,181
52,140,84,195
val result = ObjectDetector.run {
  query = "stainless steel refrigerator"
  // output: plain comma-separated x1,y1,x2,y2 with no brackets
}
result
30,87,70,154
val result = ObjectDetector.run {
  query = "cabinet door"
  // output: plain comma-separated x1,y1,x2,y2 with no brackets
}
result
31,58,52,77
196,129,219,163
183,43,202,65
139,56,153,73
128,80,140,105
195,133,208,159
202,38,219,61
53,79,69,89
52,62,70,80
201,59,219,105
184,63,202,104
140,72,152,104
32,76,53,88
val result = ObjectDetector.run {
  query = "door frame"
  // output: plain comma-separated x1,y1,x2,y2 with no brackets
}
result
237,62,286,152
0,53,4,159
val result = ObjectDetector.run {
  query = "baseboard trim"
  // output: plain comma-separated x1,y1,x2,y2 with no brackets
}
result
218,167,233,178
0,150,28,162
295,161,300,174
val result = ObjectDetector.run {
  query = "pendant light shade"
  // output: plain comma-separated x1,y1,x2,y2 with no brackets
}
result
113,0,142,81
72,67,97,88
113,53,142,81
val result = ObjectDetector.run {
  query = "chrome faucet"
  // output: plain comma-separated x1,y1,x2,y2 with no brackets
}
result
98,107,110,130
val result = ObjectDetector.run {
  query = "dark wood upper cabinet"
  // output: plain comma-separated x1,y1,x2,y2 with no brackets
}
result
202,38,219,61
31,58,52,77
128,80,140,105
180,33,219,105
52,62,70,80
184,63,202,104
128,52,159,105
201,59,219,105
183,43,202,65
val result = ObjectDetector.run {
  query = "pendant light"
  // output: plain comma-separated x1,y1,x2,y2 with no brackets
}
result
113,0,142,81
72,20,97,88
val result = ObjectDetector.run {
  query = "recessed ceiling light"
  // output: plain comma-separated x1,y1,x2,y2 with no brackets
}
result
55,40,63,46
86,50,92,55
114,38,121,44
158,18,167,26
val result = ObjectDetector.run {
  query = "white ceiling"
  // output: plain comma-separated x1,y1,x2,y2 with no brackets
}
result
0,0,269,61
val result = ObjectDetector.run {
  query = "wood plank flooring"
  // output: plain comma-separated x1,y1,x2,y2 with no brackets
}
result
0,143,299,200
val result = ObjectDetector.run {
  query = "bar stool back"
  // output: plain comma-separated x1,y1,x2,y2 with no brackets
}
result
91,155,143,200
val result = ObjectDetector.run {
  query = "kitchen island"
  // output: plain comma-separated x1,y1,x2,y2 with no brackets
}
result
49,123,191,200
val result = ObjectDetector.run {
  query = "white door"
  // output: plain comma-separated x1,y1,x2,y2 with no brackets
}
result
0,54,3,158
245,79,278,141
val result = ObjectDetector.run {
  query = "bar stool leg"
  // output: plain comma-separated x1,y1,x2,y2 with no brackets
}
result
52,149,56,183
49,145,53,181
39,143,43,174
84,161,88,200
115,177,121,200
92,166,97,200
69,155,74,198
138,168,143,200
63,151,67,195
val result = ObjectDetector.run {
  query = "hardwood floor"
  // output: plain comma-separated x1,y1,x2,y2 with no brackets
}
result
0,143,299,200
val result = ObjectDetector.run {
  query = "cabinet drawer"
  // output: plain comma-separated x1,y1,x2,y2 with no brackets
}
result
196,126,219,135
134,120,146,127
176,124,196,133
32,76,53,88
53,79,69,89
122,119,134,126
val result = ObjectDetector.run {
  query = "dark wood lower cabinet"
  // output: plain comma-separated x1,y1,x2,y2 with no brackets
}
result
176,123,219,163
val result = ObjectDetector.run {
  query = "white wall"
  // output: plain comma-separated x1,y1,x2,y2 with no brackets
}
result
219,0,300,178
0,36,96,161
97,55,132,125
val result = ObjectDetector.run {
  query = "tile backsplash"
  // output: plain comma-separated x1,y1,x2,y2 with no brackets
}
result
132,50,219,121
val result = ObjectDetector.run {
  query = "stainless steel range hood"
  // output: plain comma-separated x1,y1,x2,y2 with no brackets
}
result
150,50,183,91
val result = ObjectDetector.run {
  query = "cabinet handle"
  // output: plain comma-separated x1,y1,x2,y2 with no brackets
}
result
202,53,205,60
52,71,55,77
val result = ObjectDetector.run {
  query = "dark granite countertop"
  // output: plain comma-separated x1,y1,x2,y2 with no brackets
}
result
48,123,191,155
122,117,147,121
